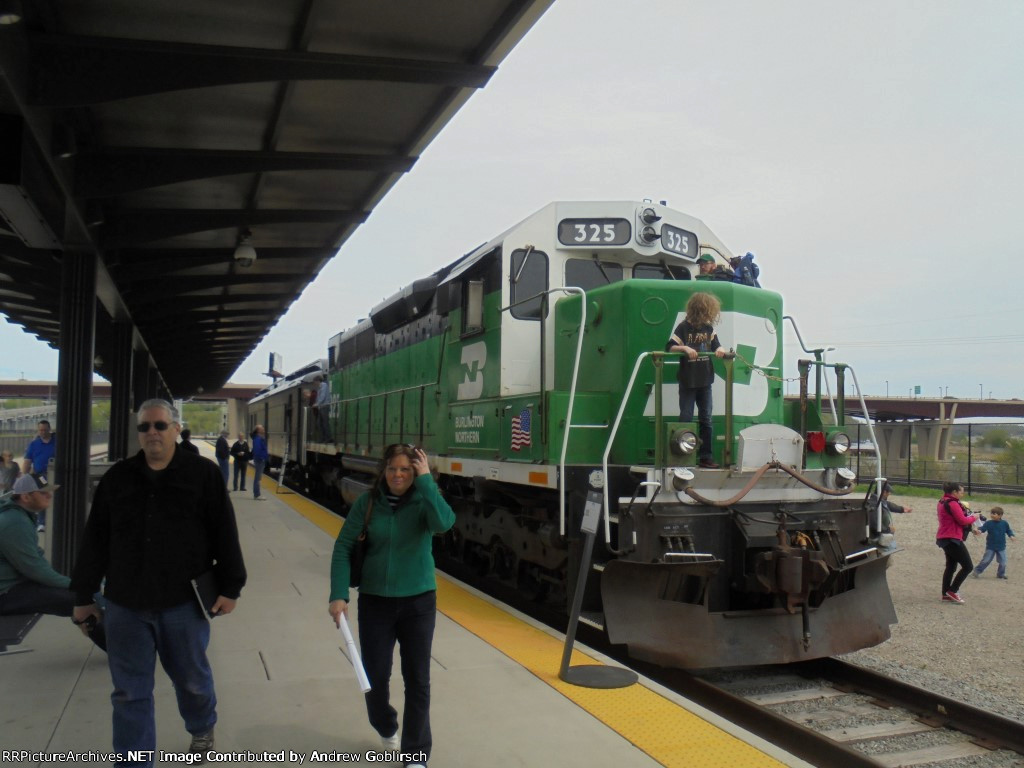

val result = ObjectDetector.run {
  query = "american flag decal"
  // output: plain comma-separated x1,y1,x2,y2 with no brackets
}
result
511,408,532,451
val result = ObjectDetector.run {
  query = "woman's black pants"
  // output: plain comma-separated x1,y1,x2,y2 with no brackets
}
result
938,538,973,596
358,590,436,763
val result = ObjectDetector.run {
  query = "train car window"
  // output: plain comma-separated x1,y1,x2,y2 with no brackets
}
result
462,279,484,336
634,262,691,280
565,258,624,291
510,248,548,320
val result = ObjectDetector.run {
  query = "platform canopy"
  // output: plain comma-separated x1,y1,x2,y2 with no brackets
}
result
0,0,551,396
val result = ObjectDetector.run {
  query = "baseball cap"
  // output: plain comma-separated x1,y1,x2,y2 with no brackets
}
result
12,474,59,496
698,254,715,263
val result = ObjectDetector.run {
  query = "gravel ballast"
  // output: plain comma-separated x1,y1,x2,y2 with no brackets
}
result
840,491,1024,724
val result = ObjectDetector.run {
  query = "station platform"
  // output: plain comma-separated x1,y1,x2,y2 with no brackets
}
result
1,458,808,768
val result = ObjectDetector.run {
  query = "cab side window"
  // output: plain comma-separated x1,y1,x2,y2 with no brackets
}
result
510,249,548,320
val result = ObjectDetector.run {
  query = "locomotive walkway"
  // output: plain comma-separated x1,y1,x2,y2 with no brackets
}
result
0,447,806,768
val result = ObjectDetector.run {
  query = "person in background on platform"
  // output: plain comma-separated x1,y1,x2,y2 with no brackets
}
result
22,419,56,532
868,482,913,535
70,399,246,766
329,444,455,768
973,507,1015,580
936,481,980,604
179,428,200,455
695,253,734,281
230,433,251,493
0,449,20,494
0,474,105,649
214,431,230,488
666,291,728,469
251,425,268,501
313,375,331,442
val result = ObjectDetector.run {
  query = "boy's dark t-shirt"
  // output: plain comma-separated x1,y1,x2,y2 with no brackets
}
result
667,320,721,389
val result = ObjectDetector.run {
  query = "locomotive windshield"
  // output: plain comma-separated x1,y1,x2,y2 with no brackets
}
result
633,262,692,280
564,258,624,291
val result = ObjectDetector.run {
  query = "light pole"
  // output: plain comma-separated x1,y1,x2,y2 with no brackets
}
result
885,380,889,397
979,384,984,399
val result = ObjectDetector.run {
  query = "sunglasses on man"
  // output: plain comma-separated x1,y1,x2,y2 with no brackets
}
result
136,421,172,433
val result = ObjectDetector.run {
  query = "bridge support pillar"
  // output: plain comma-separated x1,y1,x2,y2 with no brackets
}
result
873,423,912,478
915,421,955,461
53,250,97,575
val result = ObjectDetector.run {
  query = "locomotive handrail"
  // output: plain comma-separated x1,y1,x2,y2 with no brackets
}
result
500,285,588,537
601,350,658,546
786,315,886,537
843,365,886,537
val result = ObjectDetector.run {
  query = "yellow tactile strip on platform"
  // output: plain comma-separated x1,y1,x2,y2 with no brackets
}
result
279,479,784,768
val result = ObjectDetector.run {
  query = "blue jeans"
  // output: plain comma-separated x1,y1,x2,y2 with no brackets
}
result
218,458,230,488
359,591,436,763
679,384,714,462
253,459,265,498
975,548,1007,578
233,461,248,491
104,599,216,767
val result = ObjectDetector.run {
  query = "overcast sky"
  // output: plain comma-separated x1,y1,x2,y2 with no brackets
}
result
3,0,1023,400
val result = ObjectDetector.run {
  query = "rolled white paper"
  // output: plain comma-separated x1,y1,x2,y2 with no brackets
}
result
339,615,371,692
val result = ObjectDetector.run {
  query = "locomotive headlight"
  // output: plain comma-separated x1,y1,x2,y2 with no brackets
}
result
827,432,851,456
670,467,695,491
669,429,699,456
640,207,661,224
836,467,856,489
639,225,659,244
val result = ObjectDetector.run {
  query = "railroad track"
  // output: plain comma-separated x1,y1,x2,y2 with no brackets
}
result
626,657,1024,768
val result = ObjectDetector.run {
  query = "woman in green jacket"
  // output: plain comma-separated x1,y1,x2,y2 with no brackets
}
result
329,444,454,767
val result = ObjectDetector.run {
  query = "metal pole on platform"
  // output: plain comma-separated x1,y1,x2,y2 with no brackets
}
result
53,249,97,575
558,488,637,689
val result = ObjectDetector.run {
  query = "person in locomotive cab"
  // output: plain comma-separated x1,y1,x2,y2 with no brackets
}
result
329,444,455,768
667,291,728,469
696,253,734,281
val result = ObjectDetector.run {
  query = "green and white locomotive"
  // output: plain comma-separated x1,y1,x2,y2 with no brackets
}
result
251,200,896,669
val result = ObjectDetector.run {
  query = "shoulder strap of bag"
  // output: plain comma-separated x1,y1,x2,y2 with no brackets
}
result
358,493,375,541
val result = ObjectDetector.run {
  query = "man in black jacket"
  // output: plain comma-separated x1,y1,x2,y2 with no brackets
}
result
229,432,251,492
71,399,246,765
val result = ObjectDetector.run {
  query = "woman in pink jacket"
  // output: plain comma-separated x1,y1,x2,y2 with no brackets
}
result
936,482,979,604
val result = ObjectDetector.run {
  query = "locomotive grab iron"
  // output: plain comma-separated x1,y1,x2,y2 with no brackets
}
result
249,200,896,669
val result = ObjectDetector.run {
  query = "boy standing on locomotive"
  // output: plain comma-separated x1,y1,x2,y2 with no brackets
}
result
666,291,727,469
